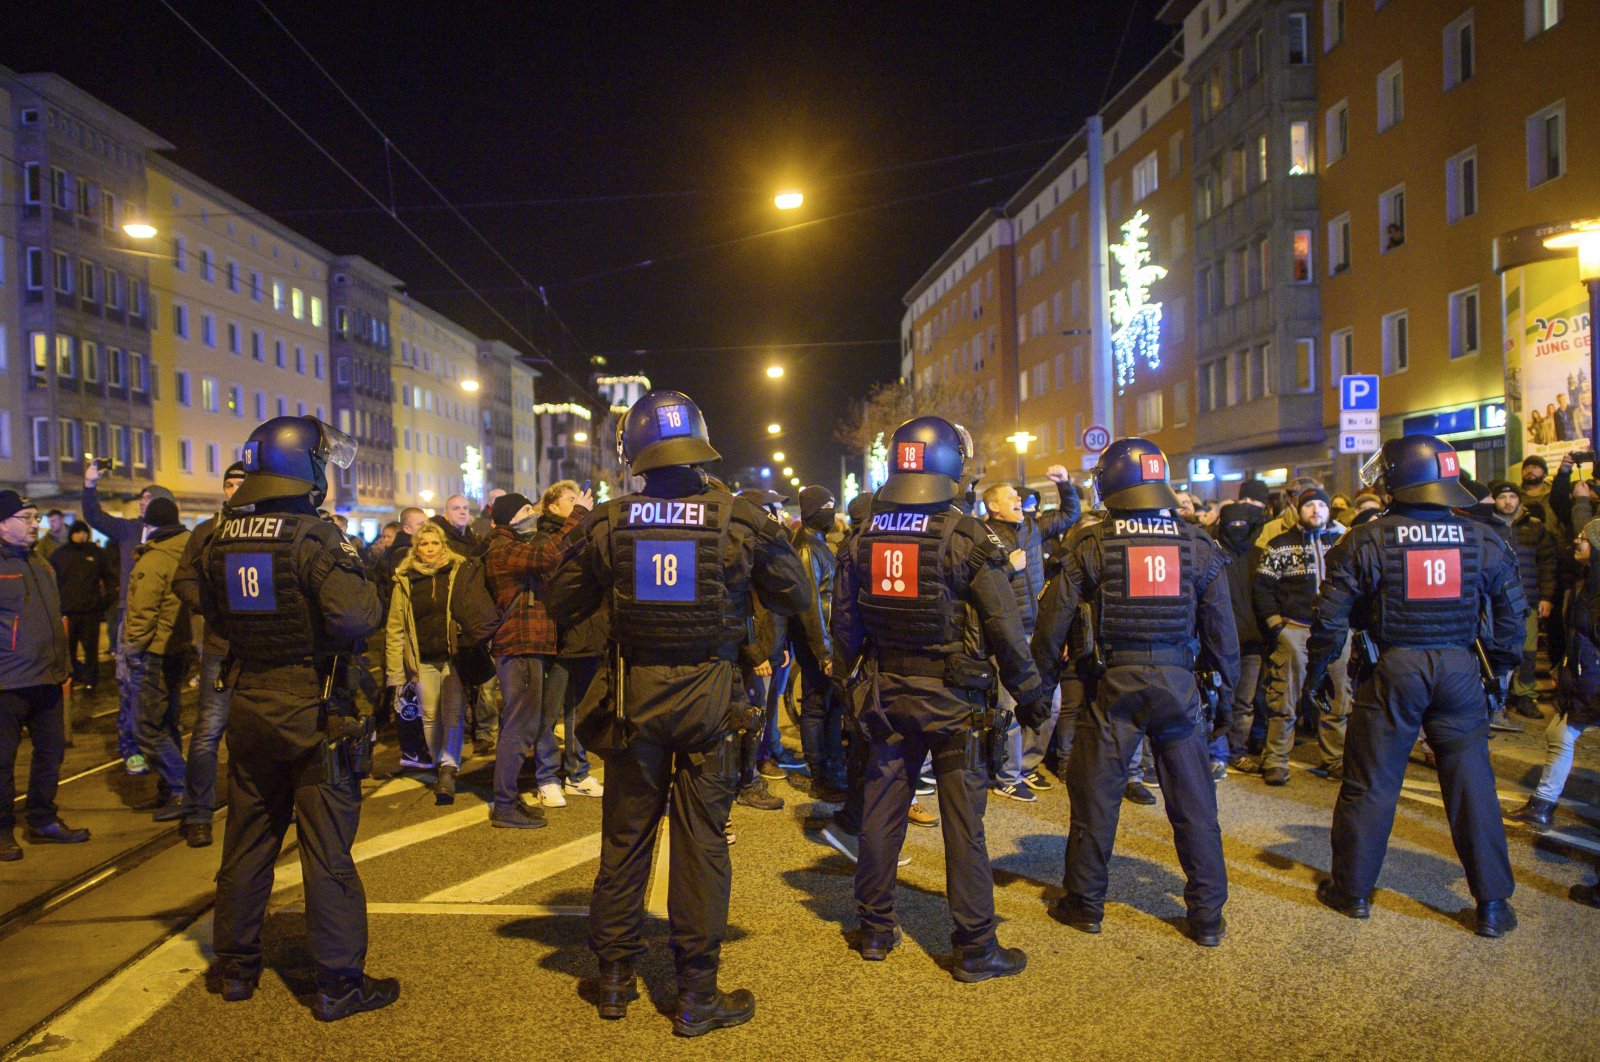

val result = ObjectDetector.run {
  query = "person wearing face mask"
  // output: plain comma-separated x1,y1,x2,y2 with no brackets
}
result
482,489,589,828
790,485,846,802
172,461,249,846
1207,499,1268,776
1243,488,1351,786
385,523,497,804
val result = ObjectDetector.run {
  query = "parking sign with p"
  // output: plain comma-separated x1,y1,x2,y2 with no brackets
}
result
1340,374,1379,411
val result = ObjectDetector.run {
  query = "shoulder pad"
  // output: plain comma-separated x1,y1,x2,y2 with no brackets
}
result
955,514,1008,566
730,496,787,541
302,519,364,567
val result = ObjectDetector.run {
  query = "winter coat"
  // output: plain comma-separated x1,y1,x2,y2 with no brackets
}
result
123,526,192,656
1211,503,1267,652
1490,509,1558,608
48,539,117,615
535,513,608,658
790,523,836,660
985,480,1082,635
430,515,483,559
0,542,69,688
384,551,499,684
1254,521,1345,630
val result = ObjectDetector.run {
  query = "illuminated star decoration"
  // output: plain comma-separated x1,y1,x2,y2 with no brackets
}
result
1108,209,1168,397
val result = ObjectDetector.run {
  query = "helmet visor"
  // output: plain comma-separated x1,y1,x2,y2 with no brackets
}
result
316,420,358,470
952,422,975,460
1358,449,1386,489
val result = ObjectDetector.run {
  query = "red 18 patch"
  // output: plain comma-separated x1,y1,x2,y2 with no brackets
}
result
1405,548,1462,600
870,542,919,597
1127,545,1181,597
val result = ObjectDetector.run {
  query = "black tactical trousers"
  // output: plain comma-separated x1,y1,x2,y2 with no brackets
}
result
794,639,844,787
1331,647,1514,903
1063,664,1226,925
857,673,996,949
213,681,367,993
588,658,740,993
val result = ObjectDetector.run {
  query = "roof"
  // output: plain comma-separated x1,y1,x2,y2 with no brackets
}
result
901,208,1008,306
331,255,404,290
146,155,334,264
11,72,173,151
1155,0,1203,25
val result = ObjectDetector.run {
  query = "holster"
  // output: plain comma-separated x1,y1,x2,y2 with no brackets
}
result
575,643,633,758
846,652,893,744
943,654,996,692
1352,630,1380,683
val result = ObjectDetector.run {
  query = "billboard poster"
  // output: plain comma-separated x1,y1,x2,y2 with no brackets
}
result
1503,258,1593,465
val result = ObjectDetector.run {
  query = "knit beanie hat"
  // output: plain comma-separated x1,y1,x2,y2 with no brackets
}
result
492,492,532,527
143,497,181,527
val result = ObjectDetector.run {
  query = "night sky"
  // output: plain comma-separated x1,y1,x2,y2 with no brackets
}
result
7,1,1171,487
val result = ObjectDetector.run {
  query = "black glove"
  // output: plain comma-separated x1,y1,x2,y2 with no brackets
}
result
1298,672,1334,719
1015,688,1054,730
1208,702,1232,742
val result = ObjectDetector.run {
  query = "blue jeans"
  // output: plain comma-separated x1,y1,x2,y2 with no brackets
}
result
759,660,791,762
536,657,595,785
130,649,189,797
182,649,232,823
111,609,139,759
493,655,550,812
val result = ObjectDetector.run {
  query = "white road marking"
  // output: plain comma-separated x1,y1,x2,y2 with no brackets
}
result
11,915,215,1060
422,833,602,903
270,804,486,897
369,774,430,799
276,901,591,918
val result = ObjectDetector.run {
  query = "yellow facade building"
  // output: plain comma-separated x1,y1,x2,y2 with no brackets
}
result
388,294,482,511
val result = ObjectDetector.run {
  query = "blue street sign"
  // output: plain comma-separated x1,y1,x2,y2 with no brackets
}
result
1340,375,1379,411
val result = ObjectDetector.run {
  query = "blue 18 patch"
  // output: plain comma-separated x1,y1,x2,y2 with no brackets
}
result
226,553,277,611
634,539,696,602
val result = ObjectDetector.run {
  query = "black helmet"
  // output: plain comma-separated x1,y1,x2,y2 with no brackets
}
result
617,390,720,475
877,416,973,505
231,416,357,508
1360,434,1474,507
1093,437,1180,510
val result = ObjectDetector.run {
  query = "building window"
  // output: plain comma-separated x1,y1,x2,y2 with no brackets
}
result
1527,102,1565,187
1377,62,1403,132
1286,12,1309,63
1382,310,1409,374
291,287,305,320
1294,339,1316,392
106,268,122,309
1444,11,1474,90
226,322,241,355
1288,121,1314,174
23,163,40,205
50,168,71,210
1325,100,1348,165
1380,185,1406,251
1168,131,1184,178
1329,213,1352,274
32,417,51,476
55,335,75,377
1449,286,1480,358
25,247,43,290
200,249,214,283
1132,152,1159,203
1447,147,1478,222
200,313,217,347
295,346,306,374
275,340,285,368
1330,327,1355,382
176,370,192,407
135,429,150,470
1136,391,1165,433
272,282,284,311
250,270,264,302
173,302,189,338
310,297,323,328
226,260,240,293
202,377,218,413
53,251,72,293
79,261,97,301
1525,0,1563,37
1292,230,1314,281
179,439,193,474
130,281,144,318
1323,0,1345,50
173,236,187,272
133,353,149,393
83,341,99,384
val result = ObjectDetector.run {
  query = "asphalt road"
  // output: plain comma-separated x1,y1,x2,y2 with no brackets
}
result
7,702,1600,1062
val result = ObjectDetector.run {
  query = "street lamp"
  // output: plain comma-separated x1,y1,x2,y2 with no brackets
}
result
782,466,793,477
573,431,589,443
460,378,480,392
1006,430,1037,483
766,365,784,378
419,489,434,504
1543,219,1600,459
767,422,782,435
772,451,785,462
790,476,801,486
122,221,157,240
775,191,804,210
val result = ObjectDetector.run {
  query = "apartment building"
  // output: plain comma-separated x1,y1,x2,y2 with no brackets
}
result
476,339,521,493
532,400,597,490
6,71,166,505
145,157,332,511
1315,0,1599,483
510,357,541,498
389,293,481,515
329,255,398,517
0,77,22,487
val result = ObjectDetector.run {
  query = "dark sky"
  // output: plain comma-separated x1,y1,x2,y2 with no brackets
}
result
7,1,1171,485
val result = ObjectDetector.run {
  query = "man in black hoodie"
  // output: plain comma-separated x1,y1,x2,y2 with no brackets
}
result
792,485,844,800
1208,500,1267,775
49,521,116,690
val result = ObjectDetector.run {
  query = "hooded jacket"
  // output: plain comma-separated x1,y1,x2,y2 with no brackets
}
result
1211,503,1267,651
384,550,498,684
124,525,192,655
1488,505,1558,608
0,541,69,688
48,537,117,615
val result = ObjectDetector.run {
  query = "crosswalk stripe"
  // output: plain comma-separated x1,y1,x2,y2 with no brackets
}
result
275,902,592,918
422,833,602,903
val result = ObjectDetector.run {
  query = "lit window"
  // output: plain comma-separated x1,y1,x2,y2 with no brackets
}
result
291,288,305,320
1289,121,1314,174
1292,229,1314,281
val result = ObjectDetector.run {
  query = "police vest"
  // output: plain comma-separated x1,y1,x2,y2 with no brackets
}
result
608,493,742,656
1373,514,1481,649
853,505,961,652
204,511,325,667
1095,514,1198,652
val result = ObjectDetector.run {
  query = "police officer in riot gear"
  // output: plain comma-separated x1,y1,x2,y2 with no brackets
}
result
1305,435,1524,936
188,416,397,1020
546,390,808,1037
832,416,1049,979
1032,438,1239,947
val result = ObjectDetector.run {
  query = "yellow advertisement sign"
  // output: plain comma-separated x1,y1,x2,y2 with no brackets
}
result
1502,258,1593,464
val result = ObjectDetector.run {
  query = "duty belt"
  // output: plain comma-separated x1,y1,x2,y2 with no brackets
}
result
874,650,947,679
1104,646,1195,669
628,646,737,668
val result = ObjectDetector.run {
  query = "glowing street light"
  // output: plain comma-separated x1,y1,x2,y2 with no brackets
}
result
419,489,435,503
460,378,480,392
767,423,782,435
573,431,589,443
790,476,801,486
122,221,157,239
772,451,785,462
1006,430,1037,481
782,466,793,477
774,191,804,210
766,365,784,378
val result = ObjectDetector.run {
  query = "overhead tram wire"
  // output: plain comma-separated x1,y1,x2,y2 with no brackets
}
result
154,0,597,401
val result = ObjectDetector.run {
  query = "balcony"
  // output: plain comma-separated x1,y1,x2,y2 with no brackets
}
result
1193,391,1326,452
1199,290,1274,353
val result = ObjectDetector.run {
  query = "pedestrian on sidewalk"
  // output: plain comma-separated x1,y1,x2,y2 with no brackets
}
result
0,491,90,861
48,521,117,690
123,498,193,822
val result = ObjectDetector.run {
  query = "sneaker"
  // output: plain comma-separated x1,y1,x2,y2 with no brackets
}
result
907,799,939,828
724,822,736,845
820,824,860,863
1122,781,1156,805
914,778,936,797
1143,774,1161,788
1210,760,1228,781
398,754,433,771
124,754,149,776
736,780,785,811
775,750,806,771
564,776,604,798
538,782,567,808
1263,766,1291,786
1023,769,1054,791
490,801,547,830
993,783,1037,803
1231,755,1263,775
313,976,400,1022
1488,710,1523,734
757,760,786,781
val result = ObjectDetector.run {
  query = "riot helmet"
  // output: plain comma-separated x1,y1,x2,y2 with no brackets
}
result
1359,434,1474,507
230,416,357,508
617,390,720,475
876,416,973,505
1092,437,1180,510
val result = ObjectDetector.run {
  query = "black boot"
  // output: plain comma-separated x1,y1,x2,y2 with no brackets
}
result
857,926,902,961
1475,899,1516,938
951,942,1027,983
435,765,457,806
1046,896,1102,934
1317,879,1371,919
1187,915,1226,947
312,976,400,1022
1570,881,1600,908
595,961,638,1020
0,830,20,862
185,821,214,848
672,988,755,1037
1509,795,1555,829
